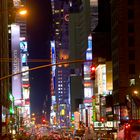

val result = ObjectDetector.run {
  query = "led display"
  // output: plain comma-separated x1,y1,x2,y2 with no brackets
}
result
84,87,93,98
20,41,27,52
96,64,107,95
23,88,29,99
21,53,27,63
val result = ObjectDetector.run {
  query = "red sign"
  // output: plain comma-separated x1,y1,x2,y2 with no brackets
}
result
92,95,96,99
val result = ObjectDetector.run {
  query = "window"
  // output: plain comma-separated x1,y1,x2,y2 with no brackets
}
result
128,9,134,20
128,36,134,47
128,51,135,60
129,64,135,75
128,23,134,33
128,0,134,5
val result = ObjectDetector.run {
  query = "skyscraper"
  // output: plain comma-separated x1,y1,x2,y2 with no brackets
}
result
111,0,140,120
11,0,30,126
90,0,98,32
69,0,91,127
50,0,70,127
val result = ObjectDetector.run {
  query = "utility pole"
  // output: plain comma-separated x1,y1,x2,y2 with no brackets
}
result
0,97,2,137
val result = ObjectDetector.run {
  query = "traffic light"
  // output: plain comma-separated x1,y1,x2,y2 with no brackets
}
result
100,117,105,123
71,114,75,121
90,65,96,80
42,118,46,124
9,106,14,114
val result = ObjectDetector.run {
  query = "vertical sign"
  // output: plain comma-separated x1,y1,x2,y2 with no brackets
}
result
92,95,96,121
11,24,22,105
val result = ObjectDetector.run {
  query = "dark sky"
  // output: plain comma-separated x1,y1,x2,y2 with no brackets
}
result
27,0,52,118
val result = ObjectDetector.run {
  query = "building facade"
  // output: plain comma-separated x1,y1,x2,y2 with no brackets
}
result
11,0,30,129
111,0,140,121
50,0,70,127
0,0,11,136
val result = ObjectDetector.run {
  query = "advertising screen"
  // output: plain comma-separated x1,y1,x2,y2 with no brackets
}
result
59,104,66,116
21,53,27,63
51,41,56,75
23,88,29,99
84,87,93,98
96,64,106,95
20,41,27,52
11,24,22,104
86,51,92,60
22,106,30,117
88,35,92,50
22,66,29,81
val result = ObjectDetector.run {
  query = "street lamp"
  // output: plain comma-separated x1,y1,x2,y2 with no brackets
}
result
130,89,139,120
133,90,138,96
18,8,27,15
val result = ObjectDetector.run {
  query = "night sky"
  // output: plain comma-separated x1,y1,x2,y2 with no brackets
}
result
27,0,52,118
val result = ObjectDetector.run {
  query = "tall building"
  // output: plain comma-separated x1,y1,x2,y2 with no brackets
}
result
69,0,90,63
111,0,140,121
82,35,94,126
69,0,91,128
93,0,111,61
11,0,30,127
0,0,11,136
91,0,113,125
79,0,98,126
50,0,70,127
90,0,98,32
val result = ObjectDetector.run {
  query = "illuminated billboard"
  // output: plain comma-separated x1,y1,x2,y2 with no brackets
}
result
106,61,113,91
59,104,66,116
96,64,106,95
21,53,27,63
23,88,29,99
20,41,27,52
84,87,93,98
11,24,22,105
86,35,92,60
22,106,30,118
13,0,21,7
22,66,29,81
51,41,56,76
88,35,92,49
51,95,56,104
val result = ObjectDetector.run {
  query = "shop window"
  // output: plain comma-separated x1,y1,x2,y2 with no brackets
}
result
128,0,134,5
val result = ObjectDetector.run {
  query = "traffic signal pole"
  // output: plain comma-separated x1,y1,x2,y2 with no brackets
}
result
0,60,86,81
0,98,2,138
0,59,92,136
